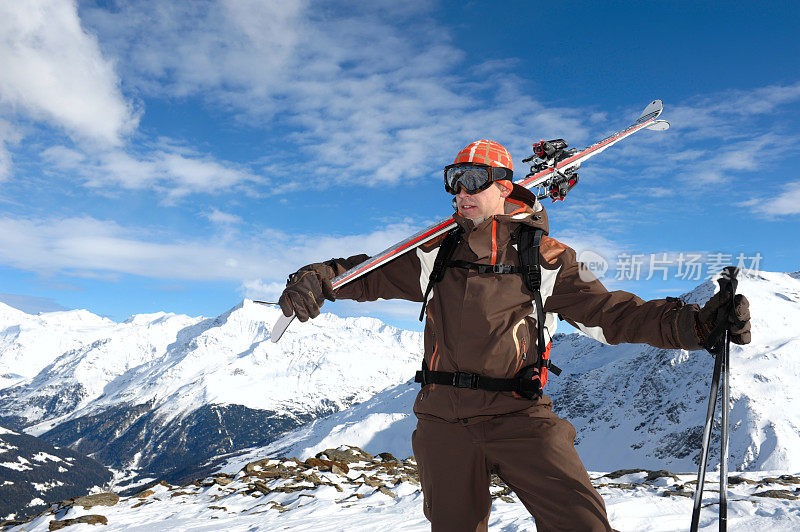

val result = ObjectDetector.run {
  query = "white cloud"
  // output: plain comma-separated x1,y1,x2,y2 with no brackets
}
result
79,0,591,188
742,180,800,217
0,0,138,145
239,279,285,302
0,215,421,283
41,144,264,197
206,209,243,225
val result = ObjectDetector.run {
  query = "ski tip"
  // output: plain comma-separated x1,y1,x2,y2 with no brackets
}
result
637,99,664,123
646,119,670,131
270,313,295,343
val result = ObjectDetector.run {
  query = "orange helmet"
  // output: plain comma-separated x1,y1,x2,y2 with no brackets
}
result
450,139,513,192
452,139,513,171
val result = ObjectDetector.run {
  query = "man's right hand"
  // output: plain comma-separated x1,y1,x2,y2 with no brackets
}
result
279,263,337,322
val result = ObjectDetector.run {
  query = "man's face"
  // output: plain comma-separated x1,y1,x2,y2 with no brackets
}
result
455,182,509,220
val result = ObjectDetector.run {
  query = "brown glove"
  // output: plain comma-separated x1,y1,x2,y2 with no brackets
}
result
279,263,337,322
695,290,751,346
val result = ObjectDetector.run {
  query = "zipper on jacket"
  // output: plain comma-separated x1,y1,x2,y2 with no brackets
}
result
427,308,439,391
490,217,498,265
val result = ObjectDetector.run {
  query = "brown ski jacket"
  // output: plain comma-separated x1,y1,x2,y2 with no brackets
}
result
331,186,702,424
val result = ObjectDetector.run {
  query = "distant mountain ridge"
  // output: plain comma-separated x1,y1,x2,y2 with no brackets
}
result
0,301,422,484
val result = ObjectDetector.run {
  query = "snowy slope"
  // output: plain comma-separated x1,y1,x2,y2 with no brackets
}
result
220,270,800,475
0,301,422,482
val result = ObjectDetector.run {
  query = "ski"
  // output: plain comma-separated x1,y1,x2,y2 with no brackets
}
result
271,100,670,342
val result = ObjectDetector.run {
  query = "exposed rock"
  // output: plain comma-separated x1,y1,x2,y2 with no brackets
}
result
242,458,272,474
49,514,108,530
377,452,398,462
378,486,396,498
662,490,693,498
728,476,758,486
73,493,119,509
644,470,681,483
603,468,647,479
214,477,233,486
362,476,385,488
250,481,271,496
760,475,800,486
304,457,349,474
317,446,373,464
753,490,799,500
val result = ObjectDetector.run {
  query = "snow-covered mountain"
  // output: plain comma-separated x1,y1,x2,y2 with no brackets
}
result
2,268,798,507
0,301,422,483
220,270,800,475
0,304,121,390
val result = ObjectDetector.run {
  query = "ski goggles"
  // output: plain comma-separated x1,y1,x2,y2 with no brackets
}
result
443,163,512,194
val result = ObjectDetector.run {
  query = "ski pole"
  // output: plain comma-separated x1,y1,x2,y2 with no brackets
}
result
690,266,739,532
719,267,738,531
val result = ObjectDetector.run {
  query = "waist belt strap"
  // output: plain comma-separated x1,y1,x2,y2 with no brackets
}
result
415,365,543,398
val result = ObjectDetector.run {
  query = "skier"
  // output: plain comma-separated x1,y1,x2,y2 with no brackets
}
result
278,140,751,531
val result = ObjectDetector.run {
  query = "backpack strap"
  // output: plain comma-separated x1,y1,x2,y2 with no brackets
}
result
517,226,547,356
418,227,464,321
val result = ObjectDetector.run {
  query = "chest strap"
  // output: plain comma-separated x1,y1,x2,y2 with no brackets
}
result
446,260,518,274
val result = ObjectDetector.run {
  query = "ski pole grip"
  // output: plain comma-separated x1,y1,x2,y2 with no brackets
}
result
717,266,739,299
704,267,740,353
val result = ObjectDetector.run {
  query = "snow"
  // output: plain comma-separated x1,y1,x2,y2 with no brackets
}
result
0,441,18,454
31,481,63,492
5,461,800,531
25,498,45,508
31,452,62,463
0,456,33,471
0,302,118,381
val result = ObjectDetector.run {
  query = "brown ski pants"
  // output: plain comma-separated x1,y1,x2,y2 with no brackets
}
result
412,410,612,532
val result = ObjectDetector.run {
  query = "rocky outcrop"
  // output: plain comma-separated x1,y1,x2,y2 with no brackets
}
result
5,446,799,531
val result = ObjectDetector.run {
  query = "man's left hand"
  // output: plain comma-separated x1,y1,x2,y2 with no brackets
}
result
696,291,751,346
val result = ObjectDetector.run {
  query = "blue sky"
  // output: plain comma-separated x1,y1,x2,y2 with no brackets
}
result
0,0,798,333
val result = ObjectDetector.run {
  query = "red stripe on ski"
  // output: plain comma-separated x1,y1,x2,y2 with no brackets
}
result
332,217,456,288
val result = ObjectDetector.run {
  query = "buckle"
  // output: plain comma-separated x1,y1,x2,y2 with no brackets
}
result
491,264,513,274
452,371,478,389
